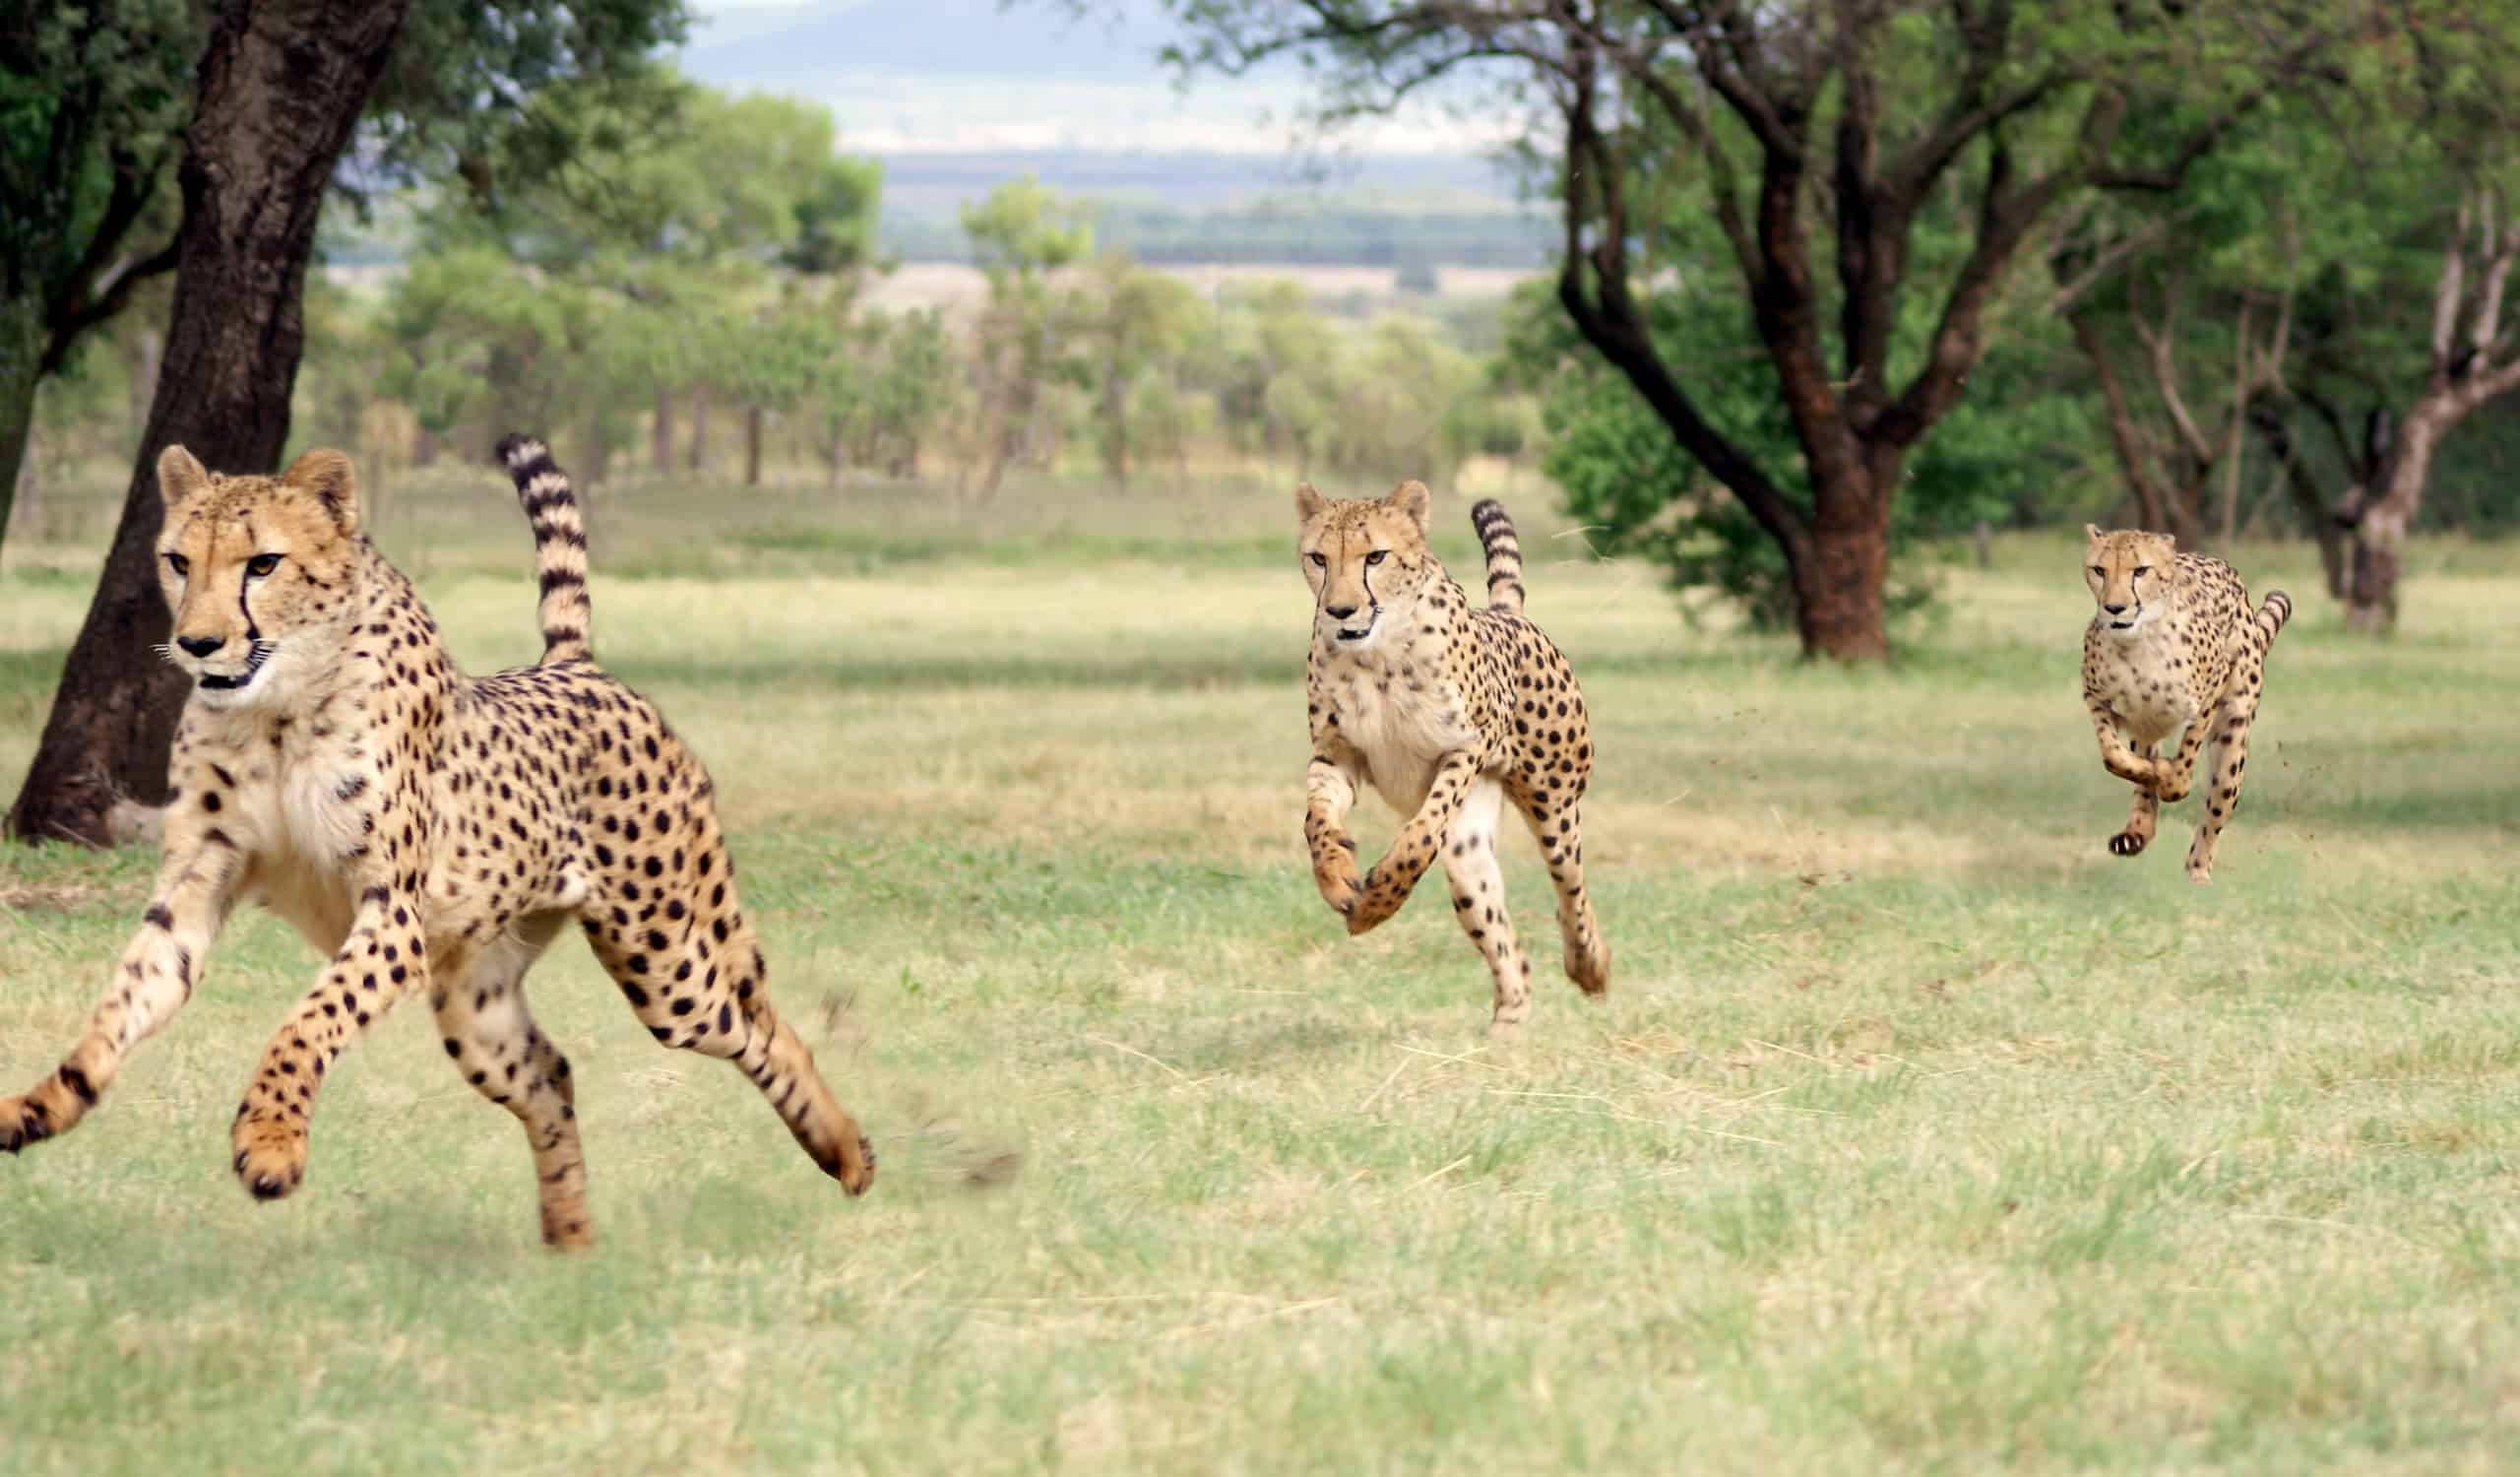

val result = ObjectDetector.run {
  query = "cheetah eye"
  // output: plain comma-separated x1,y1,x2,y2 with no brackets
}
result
1307,552,1327,568
2131,566,2150,578
246,553,282,578
1365,550,1388,566
2089,565,2104,578
164,552,189,577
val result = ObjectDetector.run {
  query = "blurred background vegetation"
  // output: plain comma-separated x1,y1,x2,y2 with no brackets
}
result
12,0,2520,643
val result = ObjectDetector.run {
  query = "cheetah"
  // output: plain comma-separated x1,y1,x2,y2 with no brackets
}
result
1297,481,1611,1031
0,437,875,1247
2080,524,2293,883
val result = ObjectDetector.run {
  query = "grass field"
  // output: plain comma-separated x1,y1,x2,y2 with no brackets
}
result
2,467,2517,1474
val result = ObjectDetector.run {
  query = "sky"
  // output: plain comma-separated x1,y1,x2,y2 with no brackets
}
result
674,0,1518,159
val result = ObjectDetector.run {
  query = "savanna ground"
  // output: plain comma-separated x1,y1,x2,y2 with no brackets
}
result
1,461,2517,1475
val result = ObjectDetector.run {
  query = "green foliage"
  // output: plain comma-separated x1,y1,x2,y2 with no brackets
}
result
1500,268,2084,630
361,0,692,197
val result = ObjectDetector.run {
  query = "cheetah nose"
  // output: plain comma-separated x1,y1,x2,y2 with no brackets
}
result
176,634,224,658
2103,604,2128,616
1323,604,1358,619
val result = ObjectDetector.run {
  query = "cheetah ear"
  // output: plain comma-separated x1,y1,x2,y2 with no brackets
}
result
283,447,360,537
156,444,211,516
2083,523,2104,544
1387,480,1431,533
1294,482,1328,523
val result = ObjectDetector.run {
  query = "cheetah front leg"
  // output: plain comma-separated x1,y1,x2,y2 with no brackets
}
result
1348,748,1485,936
2109,740,2162,857
1303,746,1366,920
2085,696,2164,790
230,883,429,1201
0,820,241,1153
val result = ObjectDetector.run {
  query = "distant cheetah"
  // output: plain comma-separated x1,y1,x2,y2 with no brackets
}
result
2080,525,2293,882
0,438,874,1246
1296,481,1610,1030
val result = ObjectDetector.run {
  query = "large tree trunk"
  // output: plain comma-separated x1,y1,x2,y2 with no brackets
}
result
0,294,38,548
1792,514,1891,661
651,383,673,472
2342,404,2451,632
688,385,709,472
6,0,409,846
743,404,764,486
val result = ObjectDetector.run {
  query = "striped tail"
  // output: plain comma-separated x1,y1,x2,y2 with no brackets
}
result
1469,498,1526,613
2257,588,2294,647
494,433,593,665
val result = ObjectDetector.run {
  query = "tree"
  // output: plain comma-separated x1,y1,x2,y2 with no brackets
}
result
8,0,689,845
1079,250,1203,486
964,177,1095,495
7,0,410,844
1141,0,2371,658
425,73,882,484
2197,9,2520,628
0,0,196,554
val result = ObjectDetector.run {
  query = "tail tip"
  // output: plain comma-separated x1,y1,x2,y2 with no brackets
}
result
495,433,550,471
1470,497,1510,526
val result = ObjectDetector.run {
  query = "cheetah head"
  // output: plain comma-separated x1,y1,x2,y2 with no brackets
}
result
155,445,366,711
1295,480,1435,654
2084,524,2176,635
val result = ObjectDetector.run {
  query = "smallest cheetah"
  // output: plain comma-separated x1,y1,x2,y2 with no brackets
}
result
2080,525,2292,883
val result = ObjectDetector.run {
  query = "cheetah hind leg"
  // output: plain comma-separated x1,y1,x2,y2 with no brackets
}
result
1441,780,1534,1032
433,914,592,1249
1514,789,1610,995
2109,740,2161,858
578,854,873,1197
2185,693,2260,885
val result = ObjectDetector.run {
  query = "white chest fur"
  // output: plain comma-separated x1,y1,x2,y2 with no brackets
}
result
1323,644,1478,811
2088,624,2196,745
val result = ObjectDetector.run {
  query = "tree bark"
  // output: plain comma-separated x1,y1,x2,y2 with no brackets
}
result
688,384,709,472
6,0,410,846
0,293,39,546
652,382,673,472
743,404,764,486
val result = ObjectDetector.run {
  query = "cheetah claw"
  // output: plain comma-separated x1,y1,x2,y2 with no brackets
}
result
2108,831,2149,857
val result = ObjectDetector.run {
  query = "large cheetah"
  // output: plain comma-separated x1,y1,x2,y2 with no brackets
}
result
1296,481,1610,1031
0,438,874,1247
2081,525,2293,883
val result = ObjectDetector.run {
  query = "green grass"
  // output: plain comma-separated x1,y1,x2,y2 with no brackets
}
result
3,471,2518,1473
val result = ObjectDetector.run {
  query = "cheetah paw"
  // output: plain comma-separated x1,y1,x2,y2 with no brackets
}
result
231,1115,309,1201
2108,830,2150,858
0,1094,53,1154
1347,886,1402,935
